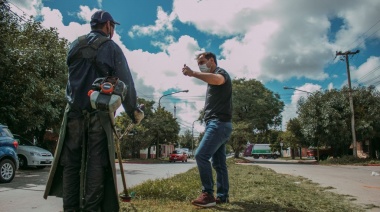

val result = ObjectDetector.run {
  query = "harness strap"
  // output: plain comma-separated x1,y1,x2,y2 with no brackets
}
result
68,35,111,67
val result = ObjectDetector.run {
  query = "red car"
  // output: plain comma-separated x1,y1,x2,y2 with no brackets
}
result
169,150,188,163
307,147,334,161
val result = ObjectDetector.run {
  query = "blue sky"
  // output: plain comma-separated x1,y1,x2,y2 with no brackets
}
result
9,0,380,135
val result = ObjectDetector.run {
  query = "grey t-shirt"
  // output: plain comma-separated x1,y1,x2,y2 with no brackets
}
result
203,67,232,122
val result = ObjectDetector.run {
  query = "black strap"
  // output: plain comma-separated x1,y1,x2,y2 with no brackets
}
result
67,35,111,72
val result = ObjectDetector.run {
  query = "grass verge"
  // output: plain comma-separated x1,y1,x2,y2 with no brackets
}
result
319,155,380,166
120,158,365,212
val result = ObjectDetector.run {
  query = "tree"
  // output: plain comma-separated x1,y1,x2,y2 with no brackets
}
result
0,6,68,142
230,78,284,156
298,90,351,158
297,87,380,158
232,78,284,131
286,118,306,159
280,130,297,159
350,86,380,158
229,122,252,158
179,129,193,149
115,98,180,159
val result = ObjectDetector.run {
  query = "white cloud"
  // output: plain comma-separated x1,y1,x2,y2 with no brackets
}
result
129,6,177,38
38,7,89,42
328,82,334,90
8,0,41,18
9,0,380,134
352,56,380,88
173,0,271,36
76,6,98,24
172,0,380,83
334,0,380,50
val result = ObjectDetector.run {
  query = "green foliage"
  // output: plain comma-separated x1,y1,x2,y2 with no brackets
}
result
230,122,252,157
0,7,68,140
228,78,284,156
115,98,180,158
296,87,380,158
283,118,307,149
298,89,352,153
351,86,380,157
232,78,284,131
179,129,193,149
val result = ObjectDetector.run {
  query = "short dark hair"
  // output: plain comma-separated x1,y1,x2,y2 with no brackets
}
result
91,22,107,30
196,52,217,66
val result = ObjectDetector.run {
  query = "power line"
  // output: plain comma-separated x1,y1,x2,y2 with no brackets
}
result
2,0,29,23
356,64,380,86
347,16,380,50
330,16,380,76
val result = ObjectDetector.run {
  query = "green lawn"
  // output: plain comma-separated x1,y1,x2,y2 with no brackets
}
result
119,158,368,212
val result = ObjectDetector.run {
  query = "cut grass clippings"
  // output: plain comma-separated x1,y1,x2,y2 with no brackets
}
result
120,157,365,212
318,155,380,166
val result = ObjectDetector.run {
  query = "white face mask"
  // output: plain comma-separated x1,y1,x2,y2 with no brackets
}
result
198,61,211,73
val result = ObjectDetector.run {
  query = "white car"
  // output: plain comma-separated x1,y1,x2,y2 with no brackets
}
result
180,148,192,157
14,135,54,169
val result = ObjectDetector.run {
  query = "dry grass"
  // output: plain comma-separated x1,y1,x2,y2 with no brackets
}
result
119,158,365,212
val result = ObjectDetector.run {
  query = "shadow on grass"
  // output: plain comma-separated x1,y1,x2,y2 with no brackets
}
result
247,159,317,165
194,200,304,212
116,169,144,175
121,200,305,212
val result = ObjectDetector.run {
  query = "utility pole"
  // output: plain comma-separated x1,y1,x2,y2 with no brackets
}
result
336,50,360,158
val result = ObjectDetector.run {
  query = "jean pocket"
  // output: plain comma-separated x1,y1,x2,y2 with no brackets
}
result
223,124,232,140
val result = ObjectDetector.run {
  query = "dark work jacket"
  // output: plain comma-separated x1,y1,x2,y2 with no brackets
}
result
43,105,119,211
43,31,137,211
65,30,137,119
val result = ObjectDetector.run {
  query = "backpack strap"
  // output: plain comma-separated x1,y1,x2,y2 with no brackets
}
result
68,35,111,68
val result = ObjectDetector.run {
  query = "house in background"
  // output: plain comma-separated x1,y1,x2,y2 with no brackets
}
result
139,144,175,159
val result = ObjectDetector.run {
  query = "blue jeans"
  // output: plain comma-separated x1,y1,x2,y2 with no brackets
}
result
194,119,232,199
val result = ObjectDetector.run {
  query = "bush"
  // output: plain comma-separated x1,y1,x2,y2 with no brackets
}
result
320,155,380,165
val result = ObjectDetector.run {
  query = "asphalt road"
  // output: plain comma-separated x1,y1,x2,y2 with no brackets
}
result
0,160,197,212
1,158,379,211
248,158,380,212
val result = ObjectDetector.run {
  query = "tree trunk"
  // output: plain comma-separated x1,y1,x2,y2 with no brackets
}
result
147,145,151,159
234,150,240,158
291,148,295,159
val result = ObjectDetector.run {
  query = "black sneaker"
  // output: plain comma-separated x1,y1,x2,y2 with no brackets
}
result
216,197,229,204
191,192,216,207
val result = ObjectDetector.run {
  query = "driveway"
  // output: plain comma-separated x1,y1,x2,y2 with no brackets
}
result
0,160,197,212
247,158,380,211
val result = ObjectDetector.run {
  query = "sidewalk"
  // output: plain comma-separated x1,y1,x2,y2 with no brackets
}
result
248,158,380,211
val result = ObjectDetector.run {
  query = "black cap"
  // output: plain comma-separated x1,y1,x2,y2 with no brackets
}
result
90,10,120,26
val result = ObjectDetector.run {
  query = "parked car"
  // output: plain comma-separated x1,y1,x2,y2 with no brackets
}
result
0,124,19,183
169,149,188,163
180,148,191,157
14,134,54,169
